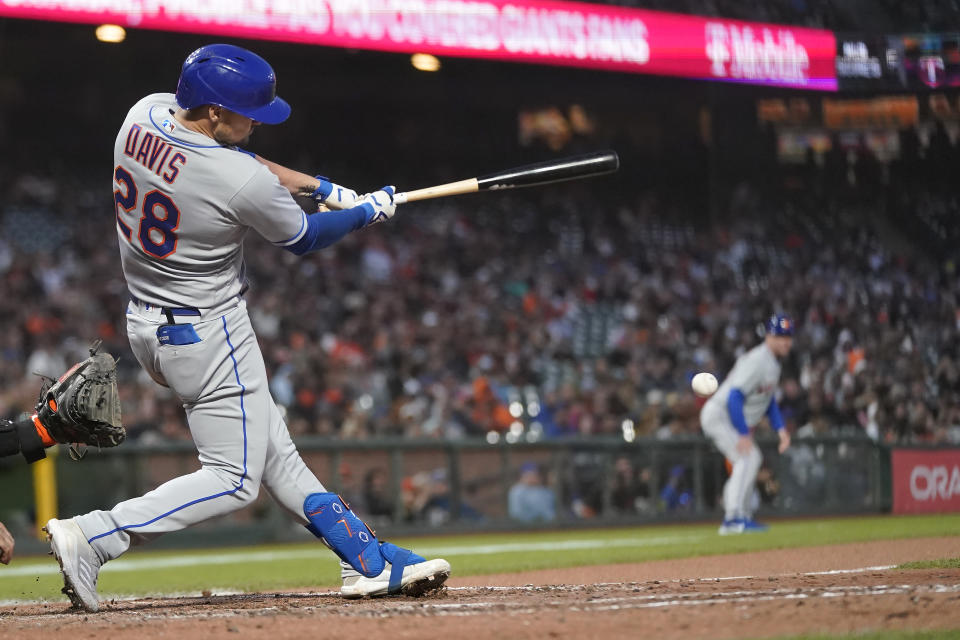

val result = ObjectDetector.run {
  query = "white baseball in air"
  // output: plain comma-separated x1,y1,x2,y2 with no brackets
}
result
691,372,718,397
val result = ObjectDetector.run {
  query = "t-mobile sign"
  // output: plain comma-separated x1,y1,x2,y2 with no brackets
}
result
0,0,837,90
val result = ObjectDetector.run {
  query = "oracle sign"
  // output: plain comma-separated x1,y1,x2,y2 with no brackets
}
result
0,0,837,90
910,464,960,500
892,449,960,514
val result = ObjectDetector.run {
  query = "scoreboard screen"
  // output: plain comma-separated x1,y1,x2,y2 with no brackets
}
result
838,32,960,91
886,33,960,89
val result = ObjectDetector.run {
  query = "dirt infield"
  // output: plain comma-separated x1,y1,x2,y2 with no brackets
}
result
1,537,958,639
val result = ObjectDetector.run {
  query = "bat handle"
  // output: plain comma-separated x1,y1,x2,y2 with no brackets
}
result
392,179,479,205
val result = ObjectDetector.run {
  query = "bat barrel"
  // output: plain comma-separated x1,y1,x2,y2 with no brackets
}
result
393,149,620,204
476,150,619,191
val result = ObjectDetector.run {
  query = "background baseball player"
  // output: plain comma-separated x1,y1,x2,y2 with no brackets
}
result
44,43,450,612
700,314,793,534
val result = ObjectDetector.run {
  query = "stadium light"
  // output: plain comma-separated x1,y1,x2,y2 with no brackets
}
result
411,53,440,72
96,24,126,43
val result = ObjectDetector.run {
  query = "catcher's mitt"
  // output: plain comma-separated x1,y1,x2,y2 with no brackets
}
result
36,341,124,452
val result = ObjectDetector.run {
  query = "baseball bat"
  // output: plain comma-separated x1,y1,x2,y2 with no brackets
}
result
393,150,619,204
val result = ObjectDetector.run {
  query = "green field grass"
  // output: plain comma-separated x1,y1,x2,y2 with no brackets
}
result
897,557,960,570
0,513,957,603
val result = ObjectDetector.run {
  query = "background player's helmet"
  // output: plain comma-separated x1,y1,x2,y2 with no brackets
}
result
766,314,794,336
175,44,291,125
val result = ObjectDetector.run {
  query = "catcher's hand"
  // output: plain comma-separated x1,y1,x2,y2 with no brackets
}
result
36,342,124,450
0,521,13,565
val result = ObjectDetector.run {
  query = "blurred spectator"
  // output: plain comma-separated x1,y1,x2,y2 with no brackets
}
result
362,467,394,520
567,453,606,518
402,468,483,525
659,464,693,511
508,462,556,522
610,456,655,515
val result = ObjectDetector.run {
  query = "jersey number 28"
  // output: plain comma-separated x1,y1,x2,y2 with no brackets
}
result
114,165,180,259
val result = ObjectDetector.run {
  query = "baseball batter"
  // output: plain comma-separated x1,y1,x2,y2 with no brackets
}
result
44,44,450,612
700,314,793,535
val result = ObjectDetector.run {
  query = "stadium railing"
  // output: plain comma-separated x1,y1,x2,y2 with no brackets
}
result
0,435,898,552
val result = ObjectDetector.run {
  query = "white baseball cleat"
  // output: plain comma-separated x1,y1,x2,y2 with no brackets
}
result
44,518,102,612
341,558,451,599
718,518,745,535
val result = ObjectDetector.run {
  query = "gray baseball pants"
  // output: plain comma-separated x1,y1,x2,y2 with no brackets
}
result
700,401,763,522
75,299,326,563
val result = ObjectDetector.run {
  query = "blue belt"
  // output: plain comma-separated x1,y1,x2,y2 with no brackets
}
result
130,295,201,324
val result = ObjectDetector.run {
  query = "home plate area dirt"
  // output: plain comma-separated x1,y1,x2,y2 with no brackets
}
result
1,537,958,639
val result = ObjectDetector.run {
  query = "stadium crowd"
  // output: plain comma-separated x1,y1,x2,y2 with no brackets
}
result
1,148,959,449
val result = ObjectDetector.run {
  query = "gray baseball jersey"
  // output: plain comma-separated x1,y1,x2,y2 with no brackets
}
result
704,342,781,429
74,93,328,563
113,93,309,312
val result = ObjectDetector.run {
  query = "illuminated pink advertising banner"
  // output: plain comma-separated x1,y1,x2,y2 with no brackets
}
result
0,0,837,90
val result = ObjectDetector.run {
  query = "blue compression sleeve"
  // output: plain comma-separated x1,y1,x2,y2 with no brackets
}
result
766,397,785,431
726,389,750,435
284,205,371,256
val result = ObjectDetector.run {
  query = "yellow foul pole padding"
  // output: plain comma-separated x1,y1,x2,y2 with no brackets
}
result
32,447,58,539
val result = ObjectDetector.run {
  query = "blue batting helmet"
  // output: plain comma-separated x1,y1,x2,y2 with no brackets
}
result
175,44,290,125
766,314,795,336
